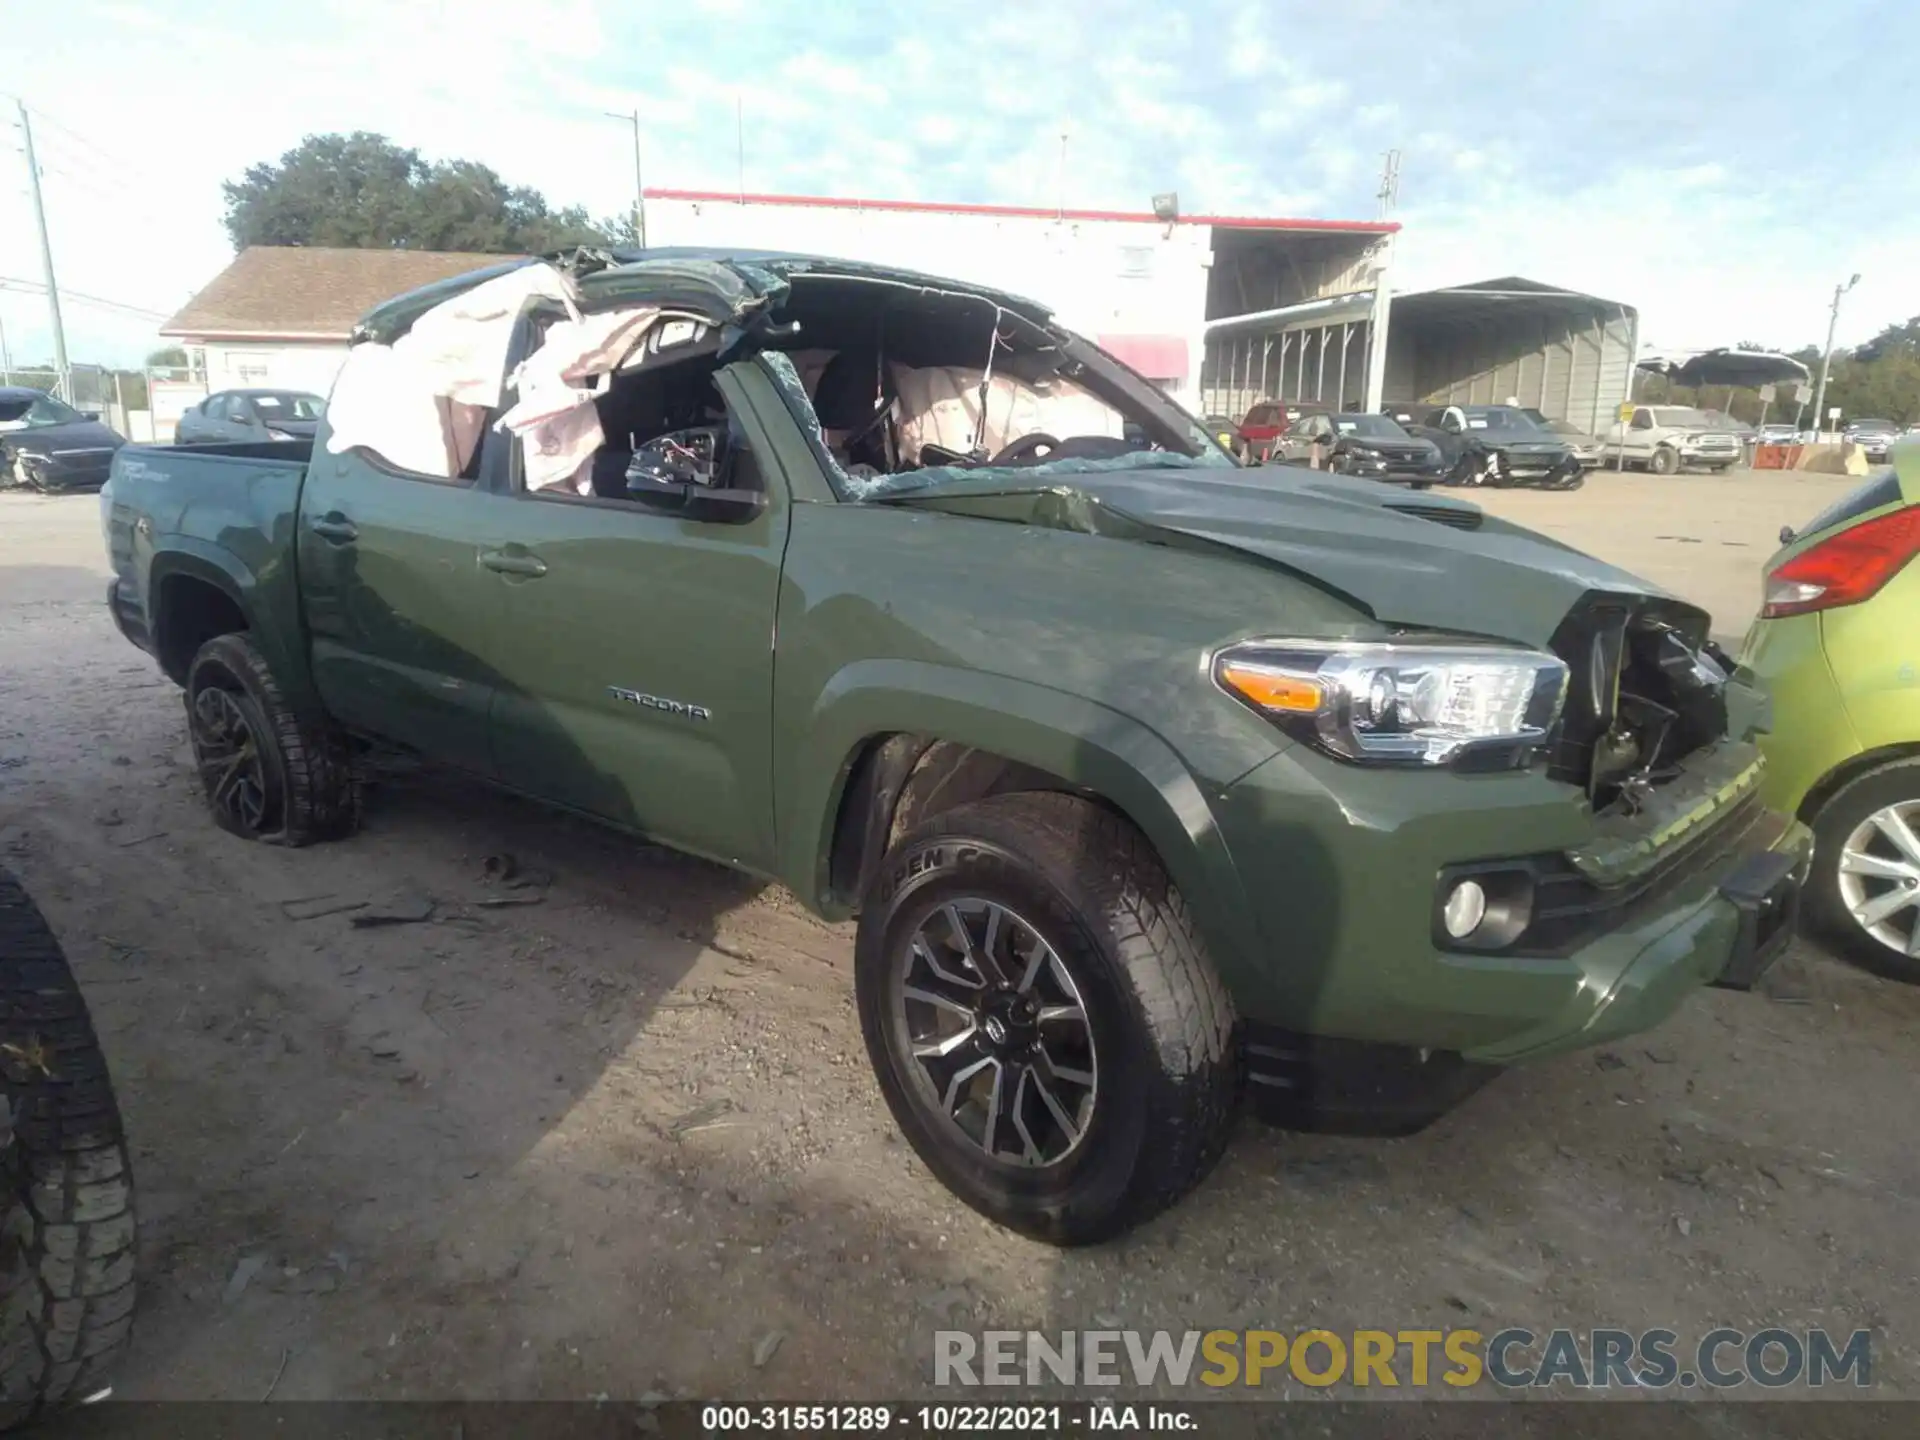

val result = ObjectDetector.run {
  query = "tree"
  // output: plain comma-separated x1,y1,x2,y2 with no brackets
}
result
145,346,188,369
221,132,613,254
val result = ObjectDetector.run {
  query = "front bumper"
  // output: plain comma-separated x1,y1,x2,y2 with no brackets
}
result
1211,741,1809,1068
8,446,119,492
1343,455,1443,482
1678,446,1741,465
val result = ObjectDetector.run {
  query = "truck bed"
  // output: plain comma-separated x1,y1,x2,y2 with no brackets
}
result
104,439,313,680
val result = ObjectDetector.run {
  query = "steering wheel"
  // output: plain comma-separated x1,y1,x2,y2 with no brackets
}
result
988,432,1063,466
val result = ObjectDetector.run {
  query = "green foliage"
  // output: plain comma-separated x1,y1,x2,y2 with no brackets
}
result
221,132,615,254
145,346,189,368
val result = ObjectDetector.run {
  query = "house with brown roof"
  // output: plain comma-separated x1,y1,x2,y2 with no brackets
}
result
159,246,510,397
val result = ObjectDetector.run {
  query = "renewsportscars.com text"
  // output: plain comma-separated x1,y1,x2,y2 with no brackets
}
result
934,1328,1872,1390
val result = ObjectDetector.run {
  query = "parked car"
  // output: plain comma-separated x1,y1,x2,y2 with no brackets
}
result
103,248,1810,1243
1521,409,1603,468
1401,404,1585,488
174,389,327,445
0,867,137,1423
1238,399,1329,463
1841,418,1898,463
1271,411,1443,486
1756,423,1800,446
1594,405,1743,474
1741,445,1920,979
0,386,125,492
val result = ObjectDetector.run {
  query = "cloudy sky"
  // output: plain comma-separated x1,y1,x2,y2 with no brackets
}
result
4,0,1915,370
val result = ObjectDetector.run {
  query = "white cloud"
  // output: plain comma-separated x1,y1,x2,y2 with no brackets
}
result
2,0,1914,370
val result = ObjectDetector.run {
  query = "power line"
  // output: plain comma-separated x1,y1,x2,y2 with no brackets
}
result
0,275,171,321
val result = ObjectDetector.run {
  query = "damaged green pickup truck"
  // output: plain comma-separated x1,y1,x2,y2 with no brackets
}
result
102,249,1810,1244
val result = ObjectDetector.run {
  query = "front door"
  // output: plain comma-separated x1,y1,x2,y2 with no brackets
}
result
475,362,789,871
297,444,503,775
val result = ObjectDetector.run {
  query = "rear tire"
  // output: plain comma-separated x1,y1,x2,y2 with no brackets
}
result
184,633,360,846
855,793,1239,1245
1803,759,1920,983
0,869,136,1428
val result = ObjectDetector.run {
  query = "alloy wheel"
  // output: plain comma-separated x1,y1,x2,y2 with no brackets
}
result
189,684,270,833
1837,800,1920,958
890,898,1098,1168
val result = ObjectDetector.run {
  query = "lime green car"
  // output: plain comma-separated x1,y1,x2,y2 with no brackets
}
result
1741,444,1920,978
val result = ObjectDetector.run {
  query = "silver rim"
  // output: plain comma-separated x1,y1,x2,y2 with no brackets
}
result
1837,800,1920,958
891,898,1098,1168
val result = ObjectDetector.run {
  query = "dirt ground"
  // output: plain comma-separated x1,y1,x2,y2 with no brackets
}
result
1,469,1916,1407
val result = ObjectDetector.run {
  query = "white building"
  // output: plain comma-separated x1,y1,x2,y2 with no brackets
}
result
641,189,1398,414
158,246,508,397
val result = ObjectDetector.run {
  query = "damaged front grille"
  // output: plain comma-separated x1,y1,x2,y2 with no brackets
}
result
1546,593,1730,811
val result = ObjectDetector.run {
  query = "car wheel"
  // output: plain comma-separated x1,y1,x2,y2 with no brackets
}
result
1649,446,1680,475
0,868,137,1426
855,792,1239,1245
184,633,361,847
1803,758,1920,983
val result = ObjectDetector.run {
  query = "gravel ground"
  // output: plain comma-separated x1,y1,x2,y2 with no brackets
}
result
0,472,1914,1410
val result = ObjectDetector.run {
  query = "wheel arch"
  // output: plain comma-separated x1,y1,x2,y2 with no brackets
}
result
1797,741,1920,824
783,661,1265,990
147,542,316,711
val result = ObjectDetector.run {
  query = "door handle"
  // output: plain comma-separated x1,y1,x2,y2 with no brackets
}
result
309,515,358,542
479,549,548,578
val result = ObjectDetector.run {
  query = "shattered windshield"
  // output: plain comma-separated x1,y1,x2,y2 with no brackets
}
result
0,393,82,430
755,281,1233,503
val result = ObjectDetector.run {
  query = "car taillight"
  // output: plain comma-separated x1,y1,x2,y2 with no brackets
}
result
1761,506,1920,618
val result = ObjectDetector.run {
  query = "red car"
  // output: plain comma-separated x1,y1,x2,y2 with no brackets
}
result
1239,400,1331,462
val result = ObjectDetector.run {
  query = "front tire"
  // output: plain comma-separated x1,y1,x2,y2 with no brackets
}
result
855,793,1239,1245
1804,759,1920,983
0,869,136,1427
184,633,360,846
1649,446,1680,475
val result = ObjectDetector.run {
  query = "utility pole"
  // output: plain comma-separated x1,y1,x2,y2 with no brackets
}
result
0,306,12,385
1810,273,1859,444
16,102,70,402
604,109,646,248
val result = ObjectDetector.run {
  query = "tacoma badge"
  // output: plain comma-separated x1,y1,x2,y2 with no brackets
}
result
609,686,712,721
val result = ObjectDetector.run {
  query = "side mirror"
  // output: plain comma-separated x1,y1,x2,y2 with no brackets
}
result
1778,525,1795,546
81,411,100,422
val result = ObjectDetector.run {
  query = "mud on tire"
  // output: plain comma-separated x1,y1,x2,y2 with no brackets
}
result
185,632,360,847
0,869,136,1428
855,792,1240,1245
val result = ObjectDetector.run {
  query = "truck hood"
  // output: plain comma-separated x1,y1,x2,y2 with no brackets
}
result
887,465,1703,648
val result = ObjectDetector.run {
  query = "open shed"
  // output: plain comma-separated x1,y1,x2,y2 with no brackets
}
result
1381,277,1639,434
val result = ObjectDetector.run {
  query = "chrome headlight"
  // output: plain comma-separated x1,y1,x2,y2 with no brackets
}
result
1214,639,1569,768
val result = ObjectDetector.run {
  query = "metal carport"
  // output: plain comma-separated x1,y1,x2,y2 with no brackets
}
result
1382,277,1638,434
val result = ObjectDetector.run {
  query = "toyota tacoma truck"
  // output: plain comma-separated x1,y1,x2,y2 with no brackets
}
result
101,248,1810,1245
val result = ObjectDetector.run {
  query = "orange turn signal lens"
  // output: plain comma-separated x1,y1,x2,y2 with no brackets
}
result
1218,662,1325,713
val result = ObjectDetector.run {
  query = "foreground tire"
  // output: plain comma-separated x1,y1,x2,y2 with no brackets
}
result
184,633,360,846
1649,446,1680,475
855,792,1239,1245
1803,759,1920,983
0,869,136,1427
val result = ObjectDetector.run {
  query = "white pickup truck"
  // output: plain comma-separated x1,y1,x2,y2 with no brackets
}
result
1596,405,1744,474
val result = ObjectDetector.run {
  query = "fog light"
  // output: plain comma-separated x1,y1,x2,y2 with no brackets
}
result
1442,880,1488,939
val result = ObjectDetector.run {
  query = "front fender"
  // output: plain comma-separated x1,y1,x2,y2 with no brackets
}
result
779,658,1266,995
